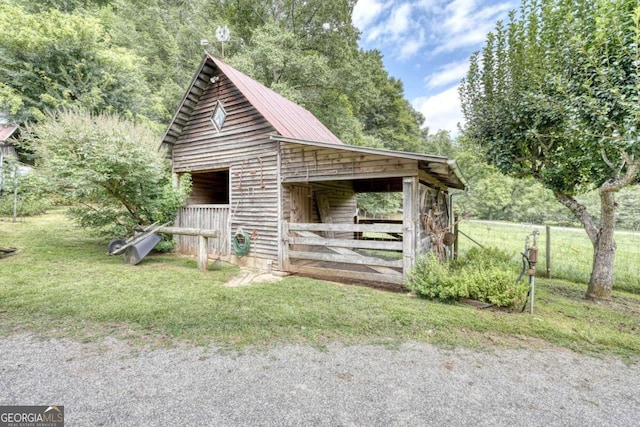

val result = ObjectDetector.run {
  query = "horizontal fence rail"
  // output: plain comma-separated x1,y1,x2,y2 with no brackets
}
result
457,220,640,294
283,222,404,285
288,222,403,234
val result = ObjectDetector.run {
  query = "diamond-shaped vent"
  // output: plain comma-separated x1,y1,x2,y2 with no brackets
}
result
210,101,227,131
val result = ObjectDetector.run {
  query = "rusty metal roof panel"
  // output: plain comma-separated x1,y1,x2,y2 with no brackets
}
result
211,56,342,145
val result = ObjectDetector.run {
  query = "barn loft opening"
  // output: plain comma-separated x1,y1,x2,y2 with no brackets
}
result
186,169,229,205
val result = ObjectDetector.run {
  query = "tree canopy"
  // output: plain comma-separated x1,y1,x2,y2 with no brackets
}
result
460,0,640,300
0,3,155,123
0,0,427,153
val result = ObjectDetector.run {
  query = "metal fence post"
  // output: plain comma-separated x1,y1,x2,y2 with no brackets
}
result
546,225,551,278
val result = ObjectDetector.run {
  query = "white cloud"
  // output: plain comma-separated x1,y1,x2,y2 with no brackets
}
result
425,59,469,88
352,0,386,31
441,0,478,34
388,3,413,36
352,0,518,128
435,3,515,54
398,32,426,59
412,85,463,134
355,0,516,61
353,1,427,59
416,0,446,13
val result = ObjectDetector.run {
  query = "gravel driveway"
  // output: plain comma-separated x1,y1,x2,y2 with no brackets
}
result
1,334,639,426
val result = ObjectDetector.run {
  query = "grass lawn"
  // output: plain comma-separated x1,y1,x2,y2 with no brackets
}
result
458,220,640,294
1,210,639,358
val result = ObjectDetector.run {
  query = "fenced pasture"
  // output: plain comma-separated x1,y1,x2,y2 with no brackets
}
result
457,220,640,294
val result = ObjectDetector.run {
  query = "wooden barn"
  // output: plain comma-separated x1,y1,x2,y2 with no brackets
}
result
161,54,465,286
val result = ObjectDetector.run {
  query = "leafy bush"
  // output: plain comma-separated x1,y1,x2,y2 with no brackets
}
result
0,165,53,217
23,110,191,236
407,247,529,308
0,193,51,217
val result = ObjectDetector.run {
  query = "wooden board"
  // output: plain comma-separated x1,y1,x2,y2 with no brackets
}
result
316,193,335,238
0,247,18,259
290,230,402,276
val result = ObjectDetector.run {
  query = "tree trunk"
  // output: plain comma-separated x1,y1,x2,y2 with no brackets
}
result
585,190,617,301
553,190,617,301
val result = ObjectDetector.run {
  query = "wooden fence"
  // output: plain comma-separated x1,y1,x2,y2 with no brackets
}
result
283,222,405,285
174,204,229,257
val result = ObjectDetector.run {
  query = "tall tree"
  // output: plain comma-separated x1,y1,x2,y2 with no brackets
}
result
11,0,113,13
104,0,221,122
0,3,154,123
421,128,456,157
223,1,424,152
228,21,364,145
460,0,640,300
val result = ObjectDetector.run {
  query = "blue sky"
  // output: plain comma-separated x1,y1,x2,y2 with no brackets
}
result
352,0,518,135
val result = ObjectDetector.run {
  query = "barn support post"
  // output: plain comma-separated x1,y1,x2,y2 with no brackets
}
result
277,140,284,271
403,176,418,283
281,221,290,271
197,235,208,271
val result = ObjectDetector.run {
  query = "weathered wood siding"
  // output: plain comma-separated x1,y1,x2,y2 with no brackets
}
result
172,66,278,173
282,181,356,240
280,142,419,182
229,153,279,262
310,182,356,239
171,66,280,264
310,181,356,225
175,205,230,256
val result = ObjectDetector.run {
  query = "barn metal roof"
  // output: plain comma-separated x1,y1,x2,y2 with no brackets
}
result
161,54,342,147
212,57,343,145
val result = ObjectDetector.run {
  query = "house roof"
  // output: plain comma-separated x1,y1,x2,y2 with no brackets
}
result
162,54,342,147
0,124,18,143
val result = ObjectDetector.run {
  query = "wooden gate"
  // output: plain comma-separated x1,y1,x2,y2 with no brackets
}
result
282,222,404,285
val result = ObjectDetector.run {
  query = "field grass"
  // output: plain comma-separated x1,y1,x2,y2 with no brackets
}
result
458,220,640,294
1,210,639,358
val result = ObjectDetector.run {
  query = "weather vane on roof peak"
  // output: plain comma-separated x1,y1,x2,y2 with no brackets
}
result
216,25,231,59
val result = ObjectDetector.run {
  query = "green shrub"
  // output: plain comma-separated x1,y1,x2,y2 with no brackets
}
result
407,253,467,302
407,247,529,308
24,110,191,236
153,236,176,253
0,192,51,216
0,166,53,217
459,246,514,267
